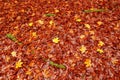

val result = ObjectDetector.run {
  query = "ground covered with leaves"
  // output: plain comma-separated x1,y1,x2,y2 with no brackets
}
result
0,0,120,80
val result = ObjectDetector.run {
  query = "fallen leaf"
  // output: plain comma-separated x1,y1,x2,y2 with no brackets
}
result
97,21,103,26
52,37,60,43
97,49,104,54
79,45,87,53
84,8,106,13
42,69,51,78
84,24,90,29
26,68,32,75
80,35,85,39
49,61,66,69
98,41,104,47
15,60,23,68
45,13,55,17
76,18,82,22
6,33,17,42
84,59,92,67
32,32,37,38
6,55,10,62
37,20,44,24
49,20,54,25
89,30,95,35
11,51,17,57
28,22,33,27
54,9,59,13
111,58,118,64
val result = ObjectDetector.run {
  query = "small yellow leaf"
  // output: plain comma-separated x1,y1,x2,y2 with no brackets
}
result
76,18,82,22
84,24,90,29
28,22,33,27
98,41,104,47
11,51,17,57
97,21,103,26
55,9,59,13
49,20,54,25
32,32,37,37
97,49,104,54
52,37,60,43
80,35,85,39
84,59,91,67
37,20,44,24
79,45,87,53
15,60,23,68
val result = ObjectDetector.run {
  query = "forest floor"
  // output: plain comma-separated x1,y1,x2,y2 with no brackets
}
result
0,0,120,80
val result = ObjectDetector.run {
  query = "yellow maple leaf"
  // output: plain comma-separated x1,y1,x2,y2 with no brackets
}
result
28,22,33,27
15,60,23,68
80,35,85,39
84,59,91,67
84,24,90,29
76,18,82,22
52,37,60,43
98,41,104,47
49,20,54,25
55,9,59,13
97,21,103,26
11,51,17,57
79,45,87,53
32,32,37,37
97,49,104,54
37,20,44,24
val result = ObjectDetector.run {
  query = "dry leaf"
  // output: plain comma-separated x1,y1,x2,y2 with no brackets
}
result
98,41,104,47
84,24,90,29
26,68,32,75
97,21,103,26
15,60,23,68
49,20,54,25
79,45,87,53
97,49,104,54
52,37,60,43
32,32,37,38
37,20,44,24
42,69,51,78
76,18,82,22
84,59,92,67
11,51,17,57
28,22,33,27
111,58,118,64
55,9,59,13
80,35,85,39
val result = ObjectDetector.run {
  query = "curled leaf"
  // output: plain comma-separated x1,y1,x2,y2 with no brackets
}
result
84,8,106,13
6,33,22,45
45,13,55,17
6,33,17,42
49,61,66,69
